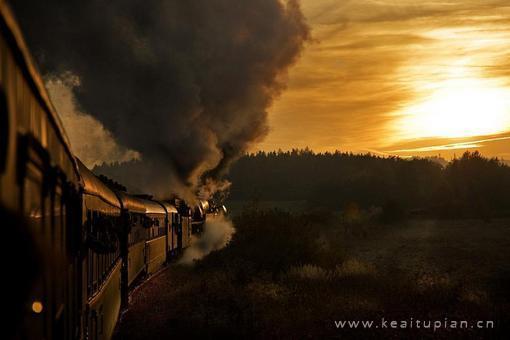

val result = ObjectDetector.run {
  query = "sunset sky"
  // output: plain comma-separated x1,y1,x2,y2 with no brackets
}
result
258,0,510,159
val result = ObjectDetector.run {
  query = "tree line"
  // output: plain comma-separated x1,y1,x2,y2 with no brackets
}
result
227,149,510,219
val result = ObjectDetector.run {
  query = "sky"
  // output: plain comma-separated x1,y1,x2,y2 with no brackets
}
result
258,0,510,160
43,0,510,165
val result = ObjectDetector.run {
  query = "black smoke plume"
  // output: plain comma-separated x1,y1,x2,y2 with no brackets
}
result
11,0,309,199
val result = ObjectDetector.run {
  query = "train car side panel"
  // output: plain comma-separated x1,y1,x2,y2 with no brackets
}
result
146,235,166,275
86,261,121,340
182,216,192,248
128,241,145,286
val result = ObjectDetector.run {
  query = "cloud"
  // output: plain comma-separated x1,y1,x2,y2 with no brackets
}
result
378,132,510,159
259,0,510,157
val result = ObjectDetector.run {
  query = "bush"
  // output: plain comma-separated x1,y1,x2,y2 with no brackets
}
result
199,208,338,277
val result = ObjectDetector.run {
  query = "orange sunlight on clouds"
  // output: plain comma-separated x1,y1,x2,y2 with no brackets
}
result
258,0,510,159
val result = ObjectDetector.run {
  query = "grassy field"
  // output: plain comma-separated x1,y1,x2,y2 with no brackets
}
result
225,200,309,215
114,210,510,339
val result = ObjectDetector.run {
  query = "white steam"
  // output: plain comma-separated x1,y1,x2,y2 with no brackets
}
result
46,73,140,168
179,215,235,265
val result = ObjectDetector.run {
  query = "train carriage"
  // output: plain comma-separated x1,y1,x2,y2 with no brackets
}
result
143,199,167,275
115,192,147,301
183,211,192,248
77,160,122,340
1,2,227,338
191,200,211,234
0,2,82,339
191,200,228,234
174,199,193,249
159,201,180,258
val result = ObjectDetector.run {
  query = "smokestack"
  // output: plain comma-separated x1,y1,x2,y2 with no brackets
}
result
12,0,309,199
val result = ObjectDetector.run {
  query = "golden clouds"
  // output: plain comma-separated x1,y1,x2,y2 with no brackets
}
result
261,0,510,158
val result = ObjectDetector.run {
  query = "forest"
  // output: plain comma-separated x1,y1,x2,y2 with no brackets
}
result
227,150,510,219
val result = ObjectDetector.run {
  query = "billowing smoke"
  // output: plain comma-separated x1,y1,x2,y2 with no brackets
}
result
179,215,235,265
45,73,140,168
12,0,309,199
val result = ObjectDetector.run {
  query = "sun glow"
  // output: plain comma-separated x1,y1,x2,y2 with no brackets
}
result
395,77,510,139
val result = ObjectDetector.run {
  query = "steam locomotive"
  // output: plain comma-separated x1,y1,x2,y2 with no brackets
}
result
0,3,224,339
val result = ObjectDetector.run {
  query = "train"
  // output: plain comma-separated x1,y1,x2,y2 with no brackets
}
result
0,2,225,339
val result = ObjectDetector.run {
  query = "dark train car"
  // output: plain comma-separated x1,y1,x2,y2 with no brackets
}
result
191,200,209,234
77,160,122,340
115,192,147,301
144,199,167,275
158,201,179,258
0,2,82,339
182,212,192,248
174,199,193,248
162,200,193,255
191,200,228,233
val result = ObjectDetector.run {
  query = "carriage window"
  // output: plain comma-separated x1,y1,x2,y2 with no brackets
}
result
0,88,8,173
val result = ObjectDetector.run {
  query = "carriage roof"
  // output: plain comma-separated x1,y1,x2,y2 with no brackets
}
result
144,199,166,215
77,159,121,209
115,191,147,214
158,201,178,214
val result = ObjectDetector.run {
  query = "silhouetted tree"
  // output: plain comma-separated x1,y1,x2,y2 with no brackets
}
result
227,150,510,219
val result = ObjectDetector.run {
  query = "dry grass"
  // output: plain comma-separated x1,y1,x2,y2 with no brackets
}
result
114,210,510,339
